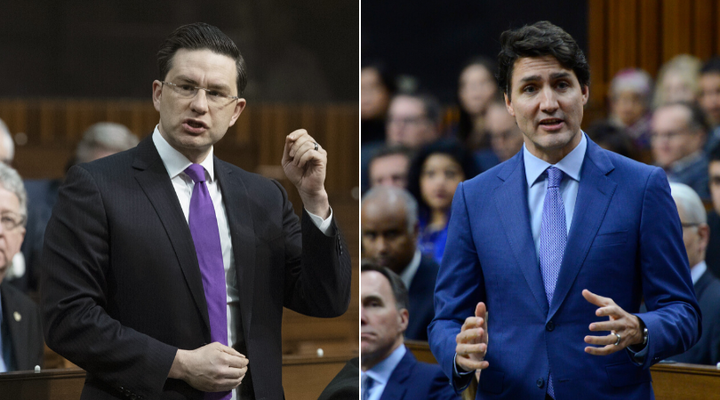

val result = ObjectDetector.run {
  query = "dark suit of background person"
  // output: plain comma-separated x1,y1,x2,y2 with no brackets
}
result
380,348,457,400
1,280,43,371
317,357,359,400
406,254,439,341
430,22,699,400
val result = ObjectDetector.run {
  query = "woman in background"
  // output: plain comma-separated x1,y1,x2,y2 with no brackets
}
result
408,140,480,264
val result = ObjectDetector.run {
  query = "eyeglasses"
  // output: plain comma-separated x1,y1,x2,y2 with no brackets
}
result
386,116,429,127
161,81,240,105
650,130,691,141
0,211,24,231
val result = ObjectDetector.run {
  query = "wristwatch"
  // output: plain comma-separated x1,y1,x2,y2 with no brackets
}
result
641,326,648,346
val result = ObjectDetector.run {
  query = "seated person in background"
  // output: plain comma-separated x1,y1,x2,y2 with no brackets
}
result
699,57,720,151
653,54,702,108
0,163,43,372
368,145,413,190
454,57,500,152
408,139,480,264
485,101,524,163
706,144,720,278
361,262,458,400
15,122,139,296
667,182,720,365
362,61,396,145
361,92,443,193
362,186,439,341
608,68,654,150
586,120,636,160
651,102,710,200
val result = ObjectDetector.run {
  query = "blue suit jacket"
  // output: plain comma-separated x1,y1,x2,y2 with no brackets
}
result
405,255,440,341
671,270,720,365
429,138,701,399
380,347,458,400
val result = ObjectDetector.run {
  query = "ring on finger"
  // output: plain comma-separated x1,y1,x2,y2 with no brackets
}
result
613,332,621,346
313,142,319,151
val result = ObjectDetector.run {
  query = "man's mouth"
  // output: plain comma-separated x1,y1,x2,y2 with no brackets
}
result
538,118,565,131
183,119,208,134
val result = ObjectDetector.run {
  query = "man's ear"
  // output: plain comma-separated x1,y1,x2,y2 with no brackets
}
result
227,98,247,128
505,92,515,117
152,80,164,112
581,85,589,105
398,308,409,333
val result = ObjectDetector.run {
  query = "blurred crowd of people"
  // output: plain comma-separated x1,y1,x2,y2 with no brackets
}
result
361,52,720,370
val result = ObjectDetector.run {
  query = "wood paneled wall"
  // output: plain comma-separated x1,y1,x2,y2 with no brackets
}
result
587,0,720,121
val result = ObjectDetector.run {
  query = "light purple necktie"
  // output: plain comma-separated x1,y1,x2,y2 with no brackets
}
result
185,164,231,400
539,166,566,399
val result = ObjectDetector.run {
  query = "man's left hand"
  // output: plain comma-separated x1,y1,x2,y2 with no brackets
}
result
582,289,644,355
282,129,330,218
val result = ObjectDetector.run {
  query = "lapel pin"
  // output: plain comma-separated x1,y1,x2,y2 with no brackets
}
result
13,311,21,322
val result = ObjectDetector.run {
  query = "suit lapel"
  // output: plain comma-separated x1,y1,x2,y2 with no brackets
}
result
215,160,256,342
132,138,211,335
549,140,617,318
494,153,549,314
380,348,412,400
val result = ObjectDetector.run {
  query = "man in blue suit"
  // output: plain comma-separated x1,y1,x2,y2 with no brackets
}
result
362,263,458,400
428,21,701,400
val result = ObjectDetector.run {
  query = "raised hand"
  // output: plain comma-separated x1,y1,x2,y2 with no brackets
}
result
455,302,490,372
281,129,330,218
582,289,644,355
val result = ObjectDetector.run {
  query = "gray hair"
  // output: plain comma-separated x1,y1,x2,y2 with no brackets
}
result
0,163,27,224
362,186,418,233
670,182,706,225
76,122,139,164
0,118,14,162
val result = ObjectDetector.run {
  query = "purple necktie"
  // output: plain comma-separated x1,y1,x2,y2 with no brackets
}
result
539,166,566,399
185,164,231,400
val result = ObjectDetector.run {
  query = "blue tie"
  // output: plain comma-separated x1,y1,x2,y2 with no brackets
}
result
361,374,375,400
539,166,566,399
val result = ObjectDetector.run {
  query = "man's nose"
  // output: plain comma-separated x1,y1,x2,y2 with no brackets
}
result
540,87,559,113
190,89,209,113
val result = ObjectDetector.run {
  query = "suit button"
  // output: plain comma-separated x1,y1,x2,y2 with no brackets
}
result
546,321,555,331
537,378,545,388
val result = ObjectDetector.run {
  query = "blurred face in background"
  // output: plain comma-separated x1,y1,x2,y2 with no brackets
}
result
660,72,697,105
369,154,410,189
420,154,464,213
676,203,709,269
651,105,704,168
710,160,720,214
699,72,720,127
362,67,391,120
361,196,417,274
611,90,647,127
361,270,408,370
386,96,438,148
486,103,524,161
0,186,24,284
459,64,497,117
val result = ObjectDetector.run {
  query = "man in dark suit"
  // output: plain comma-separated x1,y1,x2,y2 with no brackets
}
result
362,186,439,341
40,23,350,400
429,21,700,399
667,183,720,365
0,163,43,372
361,263,457,400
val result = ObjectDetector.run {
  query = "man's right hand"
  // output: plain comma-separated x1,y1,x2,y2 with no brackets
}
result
168,342,249,392
455,302,489,373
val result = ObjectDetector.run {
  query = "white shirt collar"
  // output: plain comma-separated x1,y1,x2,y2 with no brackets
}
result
524,132,587,188
400,250,422,290
364,344,406,386
152,126,215,182
691,260,707,285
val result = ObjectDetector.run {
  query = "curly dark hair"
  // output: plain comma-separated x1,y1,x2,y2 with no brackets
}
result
407,139,481,216
497,21,589,100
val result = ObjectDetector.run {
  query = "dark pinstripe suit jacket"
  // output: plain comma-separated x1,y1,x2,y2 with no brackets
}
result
40,136,351,400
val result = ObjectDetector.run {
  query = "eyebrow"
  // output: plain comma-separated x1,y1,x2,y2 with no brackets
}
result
519,72,572,83
362,294,384,304
174,75,233,92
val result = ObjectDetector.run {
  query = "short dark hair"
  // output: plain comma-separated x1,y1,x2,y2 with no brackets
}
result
157,22,248,95
585,120,635,159
709,140,720,163
701,56,720,76
368,145,413,169
391,92,442,126
361,261,409,311
361,60,398,94
497,21,590,99
657,101,710,134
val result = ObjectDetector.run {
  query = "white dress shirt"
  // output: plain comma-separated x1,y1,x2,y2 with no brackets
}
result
152,127,333,398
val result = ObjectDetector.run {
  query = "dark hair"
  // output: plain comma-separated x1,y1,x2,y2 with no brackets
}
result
158,22,248,94
407,139,481,215
585,120,635,159
656,101,710,134
361,261,409,311
701,56,720,75
368,145,414,169
391,91,443,126
361,60,398,95
710,139,720,162
456,56,501,144
497,21,589,99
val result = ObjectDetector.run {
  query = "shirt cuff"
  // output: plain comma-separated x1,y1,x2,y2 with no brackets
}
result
452,353,475,391
626,335,649,364
305,207,334,236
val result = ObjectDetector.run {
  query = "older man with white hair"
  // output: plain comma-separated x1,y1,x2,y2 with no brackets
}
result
668,182,720,365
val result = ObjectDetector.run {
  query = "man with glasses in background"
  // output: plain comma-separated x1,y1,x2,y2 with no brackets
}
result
41,22,350,400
